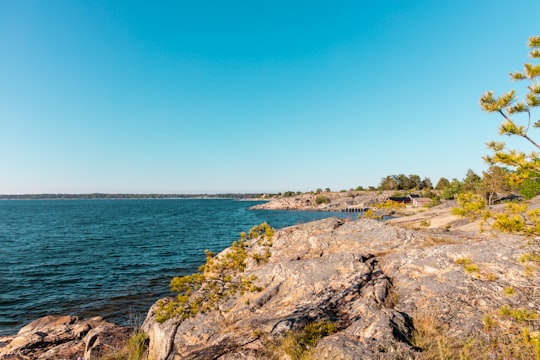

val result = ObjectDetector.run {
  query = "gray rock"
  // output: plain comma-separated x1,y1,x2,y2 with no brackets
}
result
0,315,130,360
250,191,393,211
8,201,540,359
142,219,421,359
142,216,540,359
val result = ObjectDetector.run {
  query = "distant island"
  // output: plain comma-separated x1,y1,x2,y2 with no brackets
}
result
0,193,264,200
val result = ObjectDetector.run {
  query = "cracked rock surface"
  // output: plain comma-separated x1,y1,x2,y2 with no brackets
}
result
143,217,539,359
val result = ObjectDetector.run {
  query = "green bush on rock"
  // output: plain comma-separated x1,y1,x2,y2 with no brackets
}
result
315,195,330,205
156,223,275,323
451,192,540,235
451,192,486,219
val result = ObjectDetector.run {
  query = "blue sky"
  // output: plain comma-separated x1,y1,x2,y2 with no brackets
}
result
1,1,539,194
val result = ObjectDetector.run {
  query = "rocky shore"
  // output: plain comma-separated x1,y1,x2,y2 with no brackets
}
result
2,200,539,359
251,191,395,211
0,316,131,359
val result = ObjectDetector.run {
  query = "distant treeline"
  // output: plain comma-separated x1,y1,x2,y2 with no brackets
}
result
0,193,264,200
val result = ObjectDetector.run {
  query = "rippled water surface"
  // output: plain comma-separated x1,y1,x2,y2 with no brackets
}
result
0,199,353,335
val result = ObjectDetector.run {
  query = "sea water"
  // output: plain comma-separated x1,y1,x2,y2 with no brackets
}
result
0,199,353,335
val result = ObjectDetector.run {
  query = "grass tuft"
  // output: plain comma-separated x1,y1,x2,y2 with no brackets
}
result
274,321,338,360
99,329,148,360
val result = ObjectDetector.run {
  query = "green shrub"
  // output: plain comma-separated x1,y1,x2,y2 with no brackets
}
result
277,321,338,360
518,178,540,199
498,305,538,321
315,195,330,205
375,200,406,210
453,194,540,235
248,222,274,242
464,263,479,273
503,287,515,296
482,314,495,331
454,256,480,274
489,203,540,234
359,209,379,220
492,212,527,233
156,223,274,323
451,192,486,219
126,331,148,360
454,256,472,265
99,330,148,360
519,252,540,263
419,219,430,227
413,311,540,359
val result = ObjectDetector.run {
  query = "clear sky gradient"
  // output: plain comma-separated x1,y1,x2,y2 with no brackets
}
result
1,1,539,194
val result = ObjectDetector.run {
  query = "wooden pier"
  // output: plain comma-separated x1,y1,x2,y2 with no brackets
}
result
341,207,369,213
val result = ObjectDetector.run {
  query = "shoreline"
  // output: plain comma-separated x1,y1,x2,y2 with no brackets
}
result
249,190,401,212
4,198,539,359
0,199,347,338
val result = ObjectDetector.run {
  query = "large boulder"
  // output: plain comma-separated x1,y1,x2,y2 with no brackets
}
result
0,315,130,360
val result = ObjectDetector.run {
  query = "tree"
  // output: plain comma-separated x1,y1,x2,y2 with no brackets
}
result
452,35,540,237
422,177,433,190
441,178,462,200
408,174,422,190
482,166,510,205
518,175,540,199
435,177,450,190
379,176,397,190
379,174,424,191
462,169,482,193
480,35,540,186
517,173,540,199
397,174,410,190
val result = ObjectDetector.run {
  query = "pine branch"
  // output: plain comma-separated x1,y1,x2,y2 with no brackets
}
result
526,93,540,107
529,81,540,94
510,72,527,80
526,108,531,134
522,133,540,151
495,111,540,150
529,36,540,48
497,109,512,122
507,102,529,114
524,63,540,78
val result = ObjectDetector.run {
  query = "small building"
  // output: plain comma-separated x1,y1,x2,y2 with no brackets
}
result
386,194,430,207
410,197,432,208
387,196,411,204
